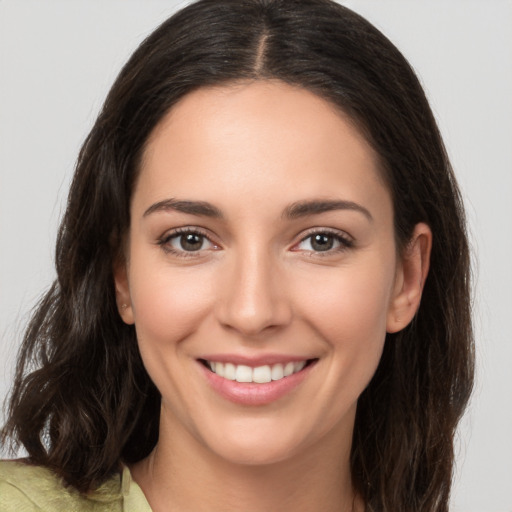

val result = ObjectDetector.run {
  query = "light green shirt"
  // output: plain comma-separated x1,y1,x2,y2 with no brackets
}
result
0,460,152,511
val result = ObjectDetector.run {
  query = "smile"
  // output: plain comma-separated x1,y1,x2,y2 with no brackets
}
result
198,357,318,405
205,360,307,383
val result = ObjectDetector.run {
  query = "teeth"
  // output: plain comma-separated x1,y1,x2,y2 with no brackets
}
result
253,365,272,383
284,362,295,377
215,362,225,378
224,363,236,381
235,365,253,383
271,364,284,381
294,361,306,372
207,360,308,383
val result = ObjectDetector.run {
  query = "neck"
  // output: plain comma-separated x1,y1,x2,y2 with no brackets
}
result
131,407,362,512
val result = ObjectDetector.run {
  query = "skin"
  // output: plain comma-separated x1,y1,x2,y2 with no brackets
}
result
115,80,431,512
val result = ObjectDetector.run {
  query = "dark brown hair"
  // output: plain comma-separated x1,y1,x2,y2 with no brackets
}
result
2,1,474,510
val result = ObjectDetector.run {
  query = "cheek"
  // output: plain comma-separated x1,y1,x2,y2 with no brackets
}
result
301,265,392,332
292,257,395,373
291,260,395,426
128,255,214,346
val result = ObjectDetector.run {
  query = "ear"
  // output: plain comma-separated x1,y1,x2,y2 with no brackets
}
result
386,223,432,333
113,257,135,325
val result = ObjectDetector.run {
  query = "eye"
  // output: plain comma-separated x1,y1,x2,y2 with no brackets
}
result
293,230,353,254
171,232,209,252
158,228,219,256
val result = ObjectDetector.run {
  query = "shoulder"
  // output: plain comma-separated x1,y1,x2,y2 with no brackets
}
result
0,459,124,512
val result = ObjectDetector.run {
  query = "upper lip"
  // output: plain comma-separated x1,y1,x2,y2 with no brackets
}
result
198,354,315,367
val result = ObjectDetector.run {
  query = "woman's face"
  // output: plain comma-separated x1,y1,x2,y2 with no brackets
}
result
116,80,421,466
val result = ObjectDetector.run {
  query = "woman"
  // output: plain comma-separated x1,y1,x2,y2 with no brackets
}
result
0,1,474,511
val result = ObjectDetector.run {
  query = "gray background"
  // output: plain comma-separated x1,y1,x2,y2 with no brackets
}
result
1,1,511,510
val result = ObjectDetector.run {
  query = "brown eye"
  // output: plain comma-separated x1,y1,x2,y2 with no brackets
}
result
310,234,334,251
160,229,217,255
176,233,205,251
294,230,353,254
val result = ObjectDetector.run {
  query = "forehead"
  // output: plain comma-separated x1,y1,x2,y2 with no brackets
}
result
135,80,389,218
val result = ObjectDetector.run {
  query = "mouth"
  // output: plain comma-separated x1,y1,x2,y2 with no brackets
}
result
199,358,318,383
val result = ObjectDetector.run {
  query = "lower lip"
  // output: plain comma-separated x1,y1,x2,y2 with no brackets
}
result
199,361,316,406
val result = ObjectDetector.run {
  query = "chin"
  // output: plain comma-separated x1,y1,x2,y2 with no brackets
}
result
212,438,301,467
196,412,341,469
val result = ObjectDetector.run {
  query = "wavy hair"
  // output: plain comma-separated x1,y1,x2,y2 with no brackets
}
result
2,1,474,510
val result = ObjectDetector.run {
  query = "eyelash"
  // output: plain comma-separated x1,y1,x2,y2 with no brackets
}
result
157,227,354,258
293,228,354,256
157,227,218,258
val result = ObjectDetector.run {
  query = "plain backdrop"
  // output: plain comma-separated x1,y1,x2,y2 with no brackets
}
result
1,1,511,511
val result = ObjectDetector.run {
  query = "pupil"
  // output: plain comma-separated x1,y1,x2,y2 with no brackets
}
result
312,234,333,251
181,233,202,251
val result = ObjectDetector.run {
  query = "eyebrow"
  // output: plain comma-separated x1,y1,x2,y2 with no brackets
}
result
283,199,373,222
143,197,372,222
143,198,224,218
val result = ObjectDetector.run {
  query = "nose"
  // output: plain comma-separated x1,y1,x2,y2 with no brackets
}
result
215,247,292,337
